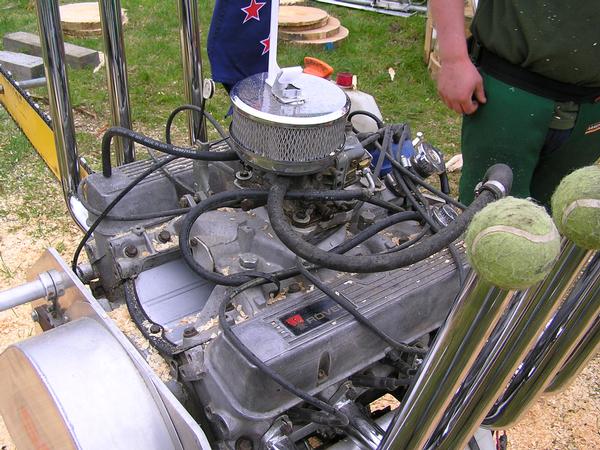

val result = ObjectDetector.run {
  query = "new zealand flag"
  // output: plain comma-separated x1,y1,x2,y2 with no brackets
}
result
208,0,272,89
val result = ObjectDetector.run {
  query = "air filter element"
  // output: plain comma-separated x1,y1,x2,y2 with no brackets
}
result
230,72,350,175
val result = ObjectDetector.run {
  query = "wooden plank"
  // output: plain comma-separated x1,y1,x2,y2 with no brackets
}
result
279,6,329,29
280,17,341,41
0,51,44,80
288,26,349,46
3,32,100,69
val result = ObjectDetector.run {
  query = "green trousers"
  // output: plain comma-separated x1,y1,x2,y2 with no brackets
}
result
459,73,600,208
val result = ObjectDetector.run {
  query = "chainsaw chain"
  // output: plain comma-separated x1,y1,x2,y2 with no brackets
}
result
0,63,53,128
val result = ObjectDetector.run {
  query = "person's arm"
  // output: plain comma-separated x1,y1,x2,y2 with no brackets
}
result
430,0,486,114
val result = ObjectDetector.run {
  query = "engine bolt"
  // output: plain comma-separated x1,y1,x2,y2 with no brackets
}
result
183,326,198,338
124,245,138,258
239,253,258,270
235,437,254,450
149,324,161,334
317,369,327,380
288,282,302,293
158,230,171,243
31,309,39,322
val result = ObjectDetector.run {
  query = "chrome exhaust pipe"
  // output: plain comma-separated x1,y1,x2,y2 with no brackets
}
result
546,313,600,394
379,194,562,450
35,0,87,230
484,251,599,428
177,0,209,194
99,0,135,164
425,241,593,450
378,272,516,449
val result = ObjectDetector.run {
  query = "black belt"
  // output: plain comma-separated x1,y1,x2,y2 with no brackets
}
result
469,38,600,104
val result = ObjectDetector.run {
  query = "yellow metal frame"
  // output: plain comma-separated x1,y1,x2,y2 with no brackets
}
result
0,71,87,179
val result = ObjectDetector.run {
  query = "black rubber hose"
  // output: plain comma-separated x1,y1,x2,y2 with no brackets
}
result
267,168,508,273
297,259,427,355
218,280,350,427
348,110,384,130
165,102,206,145
387,154,466,210
101,126,239,177
179,189,415,286
439,172,451,195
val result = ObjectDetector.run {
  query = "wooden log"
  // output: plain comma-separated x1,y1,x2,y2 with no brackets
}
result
280,17,341,41
288,26,349,46
279,6,329,30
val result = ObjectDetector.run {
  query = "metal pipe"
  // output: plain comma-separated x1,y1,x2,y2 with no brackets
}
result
545,315,600,394
16,77,47,89
34,0,88,230
177,0,208,193
0,270,70,312
0,280,47,312
378,272,515,450
425,241,592,450
99,0,135,164
483,251,600,429
177,0,206,144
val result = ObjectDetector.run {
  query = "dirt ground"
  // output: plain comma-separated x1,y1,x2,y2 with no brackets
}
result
0,178,598,449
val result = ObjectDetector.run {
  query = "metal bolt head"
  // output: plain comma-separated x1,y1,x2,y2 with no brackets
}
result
239,253,258,270
235,437,254,450
288,282,302,293
149,324,161,334
158,230,171,243
124,245,138,258
183,326,198,338
31,309,39,322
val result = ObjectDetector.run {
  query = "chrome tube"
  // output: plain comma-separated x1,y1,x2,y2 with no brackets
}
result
379,272,515,450
35,0,87,230
99,0,134,164
177,0,206,144
426,241,591,450
484,251,600,429
545,315,599,394
177,0,208,193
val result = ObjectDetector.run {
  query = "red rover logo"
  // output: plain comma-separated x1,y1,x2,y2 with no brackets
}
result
285,314,305,327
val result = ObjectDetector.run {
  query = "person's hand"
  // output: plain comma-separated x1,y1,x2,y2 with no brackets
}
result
437,56,487,115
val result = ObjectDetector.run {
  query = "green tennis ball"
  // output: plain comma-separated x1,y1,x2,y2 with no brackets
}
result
551,166,600,250
465,197,560,290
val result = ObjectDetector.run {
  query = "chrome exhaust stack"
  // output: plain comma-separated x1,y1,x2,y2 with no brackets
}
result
423,166,600,448
484,251,599,428
483,166,600,429
379,194,561,450
546,291,600,395
426,241,593,449
34,0,87,230
99,0,135,164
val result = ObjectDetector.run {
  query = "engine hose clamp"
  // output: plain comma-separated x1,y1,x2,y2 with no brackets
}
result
475,179,507,199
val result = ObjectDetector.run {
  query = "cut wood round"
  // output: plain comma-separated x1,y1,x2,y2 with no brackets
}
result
289,26,349,46
279,6,329,30
60,2,128,37
280,17,341,41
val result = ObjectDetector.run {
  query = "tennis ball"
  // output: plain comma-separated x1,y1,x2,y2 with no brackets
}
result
551,166,600,250
465,197,560,290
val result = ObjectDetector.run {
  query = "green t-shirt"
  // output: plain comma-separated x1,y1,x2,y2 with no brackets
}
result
472,0,600,87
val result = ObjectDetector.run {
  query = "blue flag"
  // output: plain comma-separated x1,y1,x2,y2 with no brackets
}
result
208,0,272,88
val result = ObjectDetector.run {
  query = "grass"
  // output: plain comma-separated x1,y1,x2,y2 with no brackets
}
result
0,0,461,218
